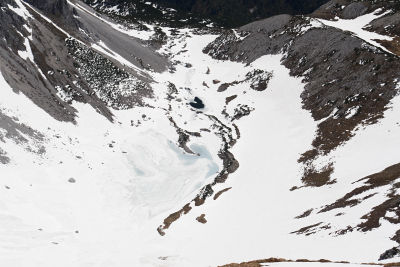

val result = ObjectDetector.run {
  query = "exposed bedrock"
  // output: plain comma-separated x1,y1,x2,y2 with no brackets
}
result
204,11,400,187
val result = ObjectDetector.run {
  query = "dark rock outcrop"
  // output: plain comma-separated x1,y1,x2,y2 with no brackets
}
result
25,0,80,30
311,0,400,20
203,8,400,186
81,0,330,28
379,246,400,261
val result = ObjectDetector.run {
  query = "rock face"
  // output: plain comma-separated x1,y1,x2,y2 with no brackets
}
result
0,0,166,122
203,10,400,186
312,0,400,20
83,0,330,27
0,1,28,51
25,0,80,29
25,0,72,16
380,247,400,261
201,2,400,259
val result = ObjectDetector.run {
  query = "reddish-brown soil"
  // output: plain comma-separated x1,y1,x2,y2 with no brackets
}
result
219,257,384,267
196,214,207,224
214,187,232,200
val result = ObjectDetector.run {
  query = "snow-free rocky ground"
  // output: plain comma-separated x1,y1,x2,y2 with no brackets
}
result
1,0,400,266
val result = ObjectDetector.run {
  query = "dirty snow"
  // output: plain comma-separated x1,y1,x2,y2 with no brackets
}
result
318,9,393,53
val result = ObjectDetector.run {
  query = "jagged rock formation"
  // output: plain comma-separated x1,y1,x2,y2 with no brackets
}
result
24,0,80,28
84,0,330,27
204,13,400,186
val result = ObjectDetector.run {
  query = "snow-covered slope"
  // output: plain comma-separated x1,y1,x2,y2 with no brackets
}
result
1,0,400,266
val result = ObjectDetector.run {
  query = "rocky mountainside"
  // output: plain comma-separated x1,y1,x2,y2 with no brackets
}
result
82,0,330,27
1,0,400,266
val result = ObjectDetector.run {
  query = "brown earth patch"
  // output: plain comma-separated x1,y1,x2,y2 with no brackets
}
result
384,263,400,267
157,204,192,236
220,257,382,267
302,163,336,187
214,187,232,200
295,208,313,219
194,194,206,206
378,38,400,57
334,225,354,236
218,83,231,92
196,214,207,224
219,257,288,267
226,95,238,104
317,162,400,257
319,163,400,232
233,123,241,139
291,222,323,236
